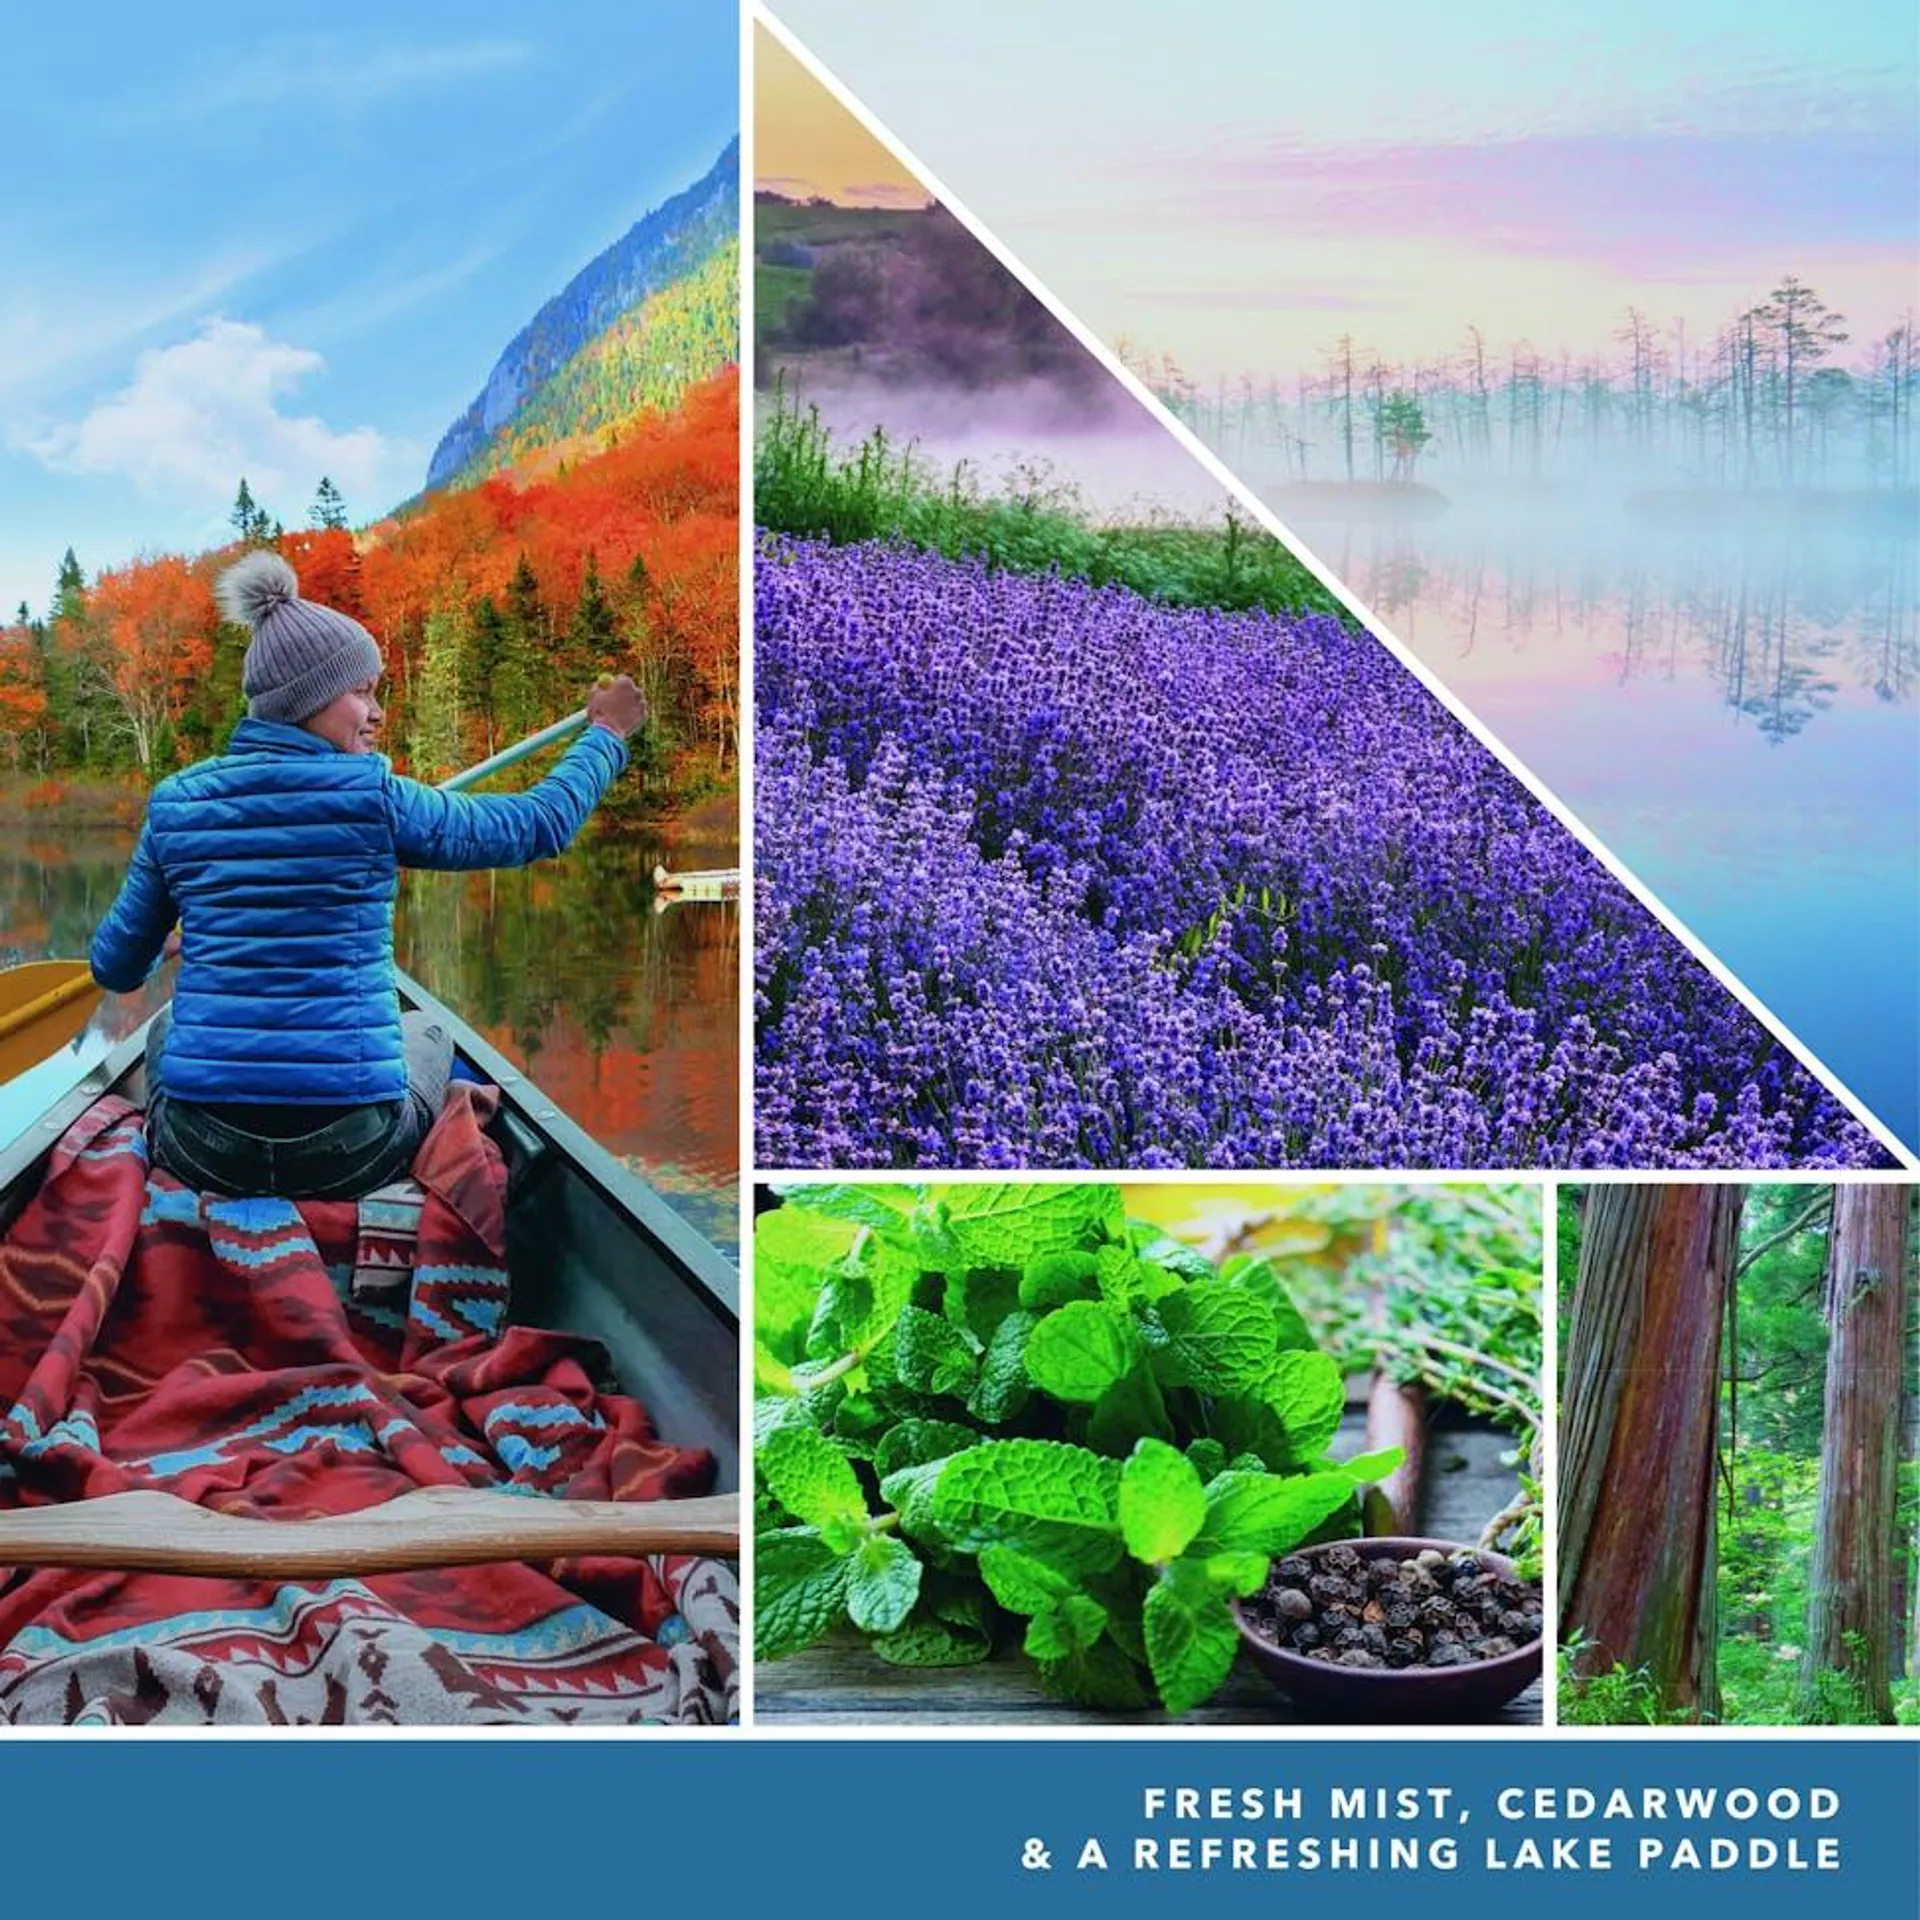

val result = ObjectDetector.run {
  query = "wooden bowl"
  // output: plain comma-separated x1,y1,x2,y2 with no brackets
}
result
1230,1535,1542,1722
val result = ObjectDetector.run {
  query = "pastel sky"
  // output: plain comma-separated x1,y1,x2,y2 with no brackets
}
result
758,31,924,207
0,1,734,619
761,0,1918,379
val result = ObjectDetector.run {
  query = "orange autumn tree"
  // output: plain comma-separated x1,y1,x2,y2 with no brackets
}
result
0,622,53,772
84,557,217,773
359,369,737,781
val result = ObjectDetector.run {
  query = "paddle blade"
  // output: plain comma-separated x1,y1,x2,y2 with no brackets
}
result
0,961,103,1085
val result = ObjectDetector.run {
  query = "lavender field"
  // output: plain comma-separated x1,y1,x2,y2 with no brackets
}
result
754,535,1887,1169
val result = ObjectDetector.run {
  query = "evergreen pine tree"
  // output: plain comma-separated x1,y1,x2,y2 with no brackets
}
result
181,605,251,757
231,480,259,544
506,552,543,637
616,550,668,746
310,476,349,531
54,549,85,622
498,556,545,744
409,604,463,781
463,595,509,756
567,549,620,682
503,552,551,720
46,548,106,768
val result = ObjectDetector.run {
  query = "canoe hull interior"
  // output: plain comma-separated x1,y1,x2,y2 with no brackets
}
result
506,1145,738,1489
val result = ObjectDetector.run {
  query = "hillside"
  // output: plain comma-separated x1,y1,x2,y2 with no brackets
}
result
428,138,740,490
753,192,1111,407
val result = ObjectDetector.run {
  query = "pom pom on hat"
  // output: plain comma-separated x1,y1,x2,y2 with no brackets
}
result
215,549,301,630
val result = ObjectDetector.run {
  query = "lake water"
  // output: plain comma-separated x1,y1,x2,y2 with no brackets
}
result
0,822,740,1257
1267,491,1920,1152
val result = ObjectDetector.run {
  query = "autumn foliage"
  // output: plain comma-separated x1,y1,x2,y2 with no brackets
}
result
1,370,739,819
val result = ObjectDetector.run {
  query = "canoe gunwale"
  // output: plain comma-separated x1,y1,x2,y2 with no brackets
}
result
394,970,739,1326
0,1026,148,1234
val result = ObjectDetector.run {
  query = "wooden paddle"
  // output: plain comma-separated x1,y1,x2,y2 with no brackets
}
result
0,708,600,1084
0,959,103,1086
0,1486,738,1576
436,707,589,793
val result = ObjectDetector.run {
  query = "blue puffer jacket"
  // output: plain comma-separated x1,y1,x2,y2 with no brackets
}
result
91,716,628,1106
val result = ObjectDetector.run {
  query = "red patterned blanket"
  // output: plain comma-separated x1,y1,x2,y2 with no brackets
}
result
0,1085,737,1726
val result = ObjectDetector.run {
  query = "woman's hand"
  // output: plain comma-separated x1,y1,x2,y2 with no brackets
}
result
587,674,648,738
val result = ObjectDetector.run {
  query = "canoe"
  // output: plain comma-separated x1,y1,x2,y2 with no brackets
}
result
0,969,739,1573
652,864,741,901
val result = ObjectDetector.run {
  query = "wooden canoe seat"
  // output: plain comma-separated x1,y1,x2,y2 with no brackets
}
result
0,1487,739,1576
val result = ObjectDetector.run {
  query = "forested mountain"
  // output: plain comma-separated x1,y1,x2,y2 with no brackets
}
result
428,138,739,490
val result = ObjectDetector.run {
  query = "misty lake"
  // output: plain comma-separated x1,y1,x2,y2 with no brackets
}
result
1271,491,1919,1151
0,823,740,1257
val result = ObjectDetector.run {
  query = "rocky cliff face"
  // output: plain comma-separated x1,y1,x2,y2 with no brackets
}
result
425,136,739,490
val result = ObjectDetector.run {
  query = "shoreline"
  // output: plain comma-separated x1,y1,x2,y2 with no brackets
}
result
0,780,147,830
0,776,737,839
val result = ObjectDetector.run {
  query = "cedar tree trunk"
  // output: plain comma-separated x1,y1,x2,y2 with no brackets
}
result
1560,1183,1745,1721
1799,1184,1910,1721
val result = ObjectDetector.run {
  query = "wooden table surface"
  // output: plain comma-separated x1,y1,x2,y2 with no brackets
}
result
754,1409,1545,1728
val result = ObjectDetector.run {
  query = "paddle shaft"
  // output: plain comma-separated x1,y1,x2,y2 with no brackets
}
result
0,964,96,1045
437,708,591,792
0,1487,739,1575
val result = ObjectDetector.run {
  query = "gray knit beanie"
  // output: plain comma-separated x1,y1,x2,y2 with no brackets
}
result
217,550,383,724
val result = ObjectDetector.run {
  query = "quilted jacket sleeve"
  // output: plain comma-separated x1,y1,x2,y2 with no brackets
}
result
90,823,178,992
385,724,629,871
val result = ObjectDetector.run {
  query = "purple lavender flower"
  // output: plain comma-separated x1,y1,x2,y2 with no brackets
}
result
754,535,1889,1170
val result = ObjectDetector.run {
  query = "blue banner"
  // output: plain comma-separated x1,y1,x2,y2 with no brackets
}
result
0,1737,1911,1914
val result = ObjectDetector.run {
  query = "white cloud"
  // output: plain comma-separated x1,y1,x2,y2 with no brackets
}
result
19,317,417,520
159,38,533,120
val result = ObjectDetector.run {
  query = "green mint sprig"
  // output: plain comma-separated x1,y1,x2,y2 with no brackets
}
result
753,1182,1400,1714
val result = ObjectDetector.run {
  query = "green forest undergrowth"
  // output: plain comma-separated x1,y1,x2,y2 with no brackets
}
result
755,393,1350,621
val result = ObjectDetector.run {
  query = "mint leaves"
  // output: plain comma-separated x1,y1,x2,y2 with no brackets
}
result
1144,1561,1242,1716
754,1182,1399,1715
932,1440,1124,1571
1025,1300,1141,1402
758,1426,868,1552
1118,1439,1206,1564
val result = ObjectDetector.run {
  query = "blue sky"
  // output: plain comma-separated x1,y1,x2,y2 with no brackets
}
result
766,0,1917,379
0,1,735,617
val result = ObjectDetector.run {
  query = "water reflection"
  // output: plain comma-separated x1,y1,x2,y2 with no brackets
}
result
397,834,740,1255
1290,506,1916,732
0,827,739,1256
1273,497,1920,1149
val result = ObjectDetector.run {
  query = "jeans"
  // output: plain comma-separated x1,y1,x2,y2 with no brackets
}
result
144,1010,455,1200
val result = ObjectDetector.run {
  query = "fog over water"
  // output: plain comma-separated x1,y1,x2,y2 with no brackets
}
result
767,377,1919,1150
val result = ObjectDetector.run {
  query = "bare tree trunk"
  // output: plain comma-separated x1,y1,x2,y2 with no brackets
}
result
1894,1354,1915,1680
1799,1185,1910,1721
1560,1184,1745,1721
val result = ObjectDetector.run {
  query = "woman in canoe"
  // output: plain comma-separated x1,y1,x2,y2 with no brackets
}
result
88,549,646,1200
